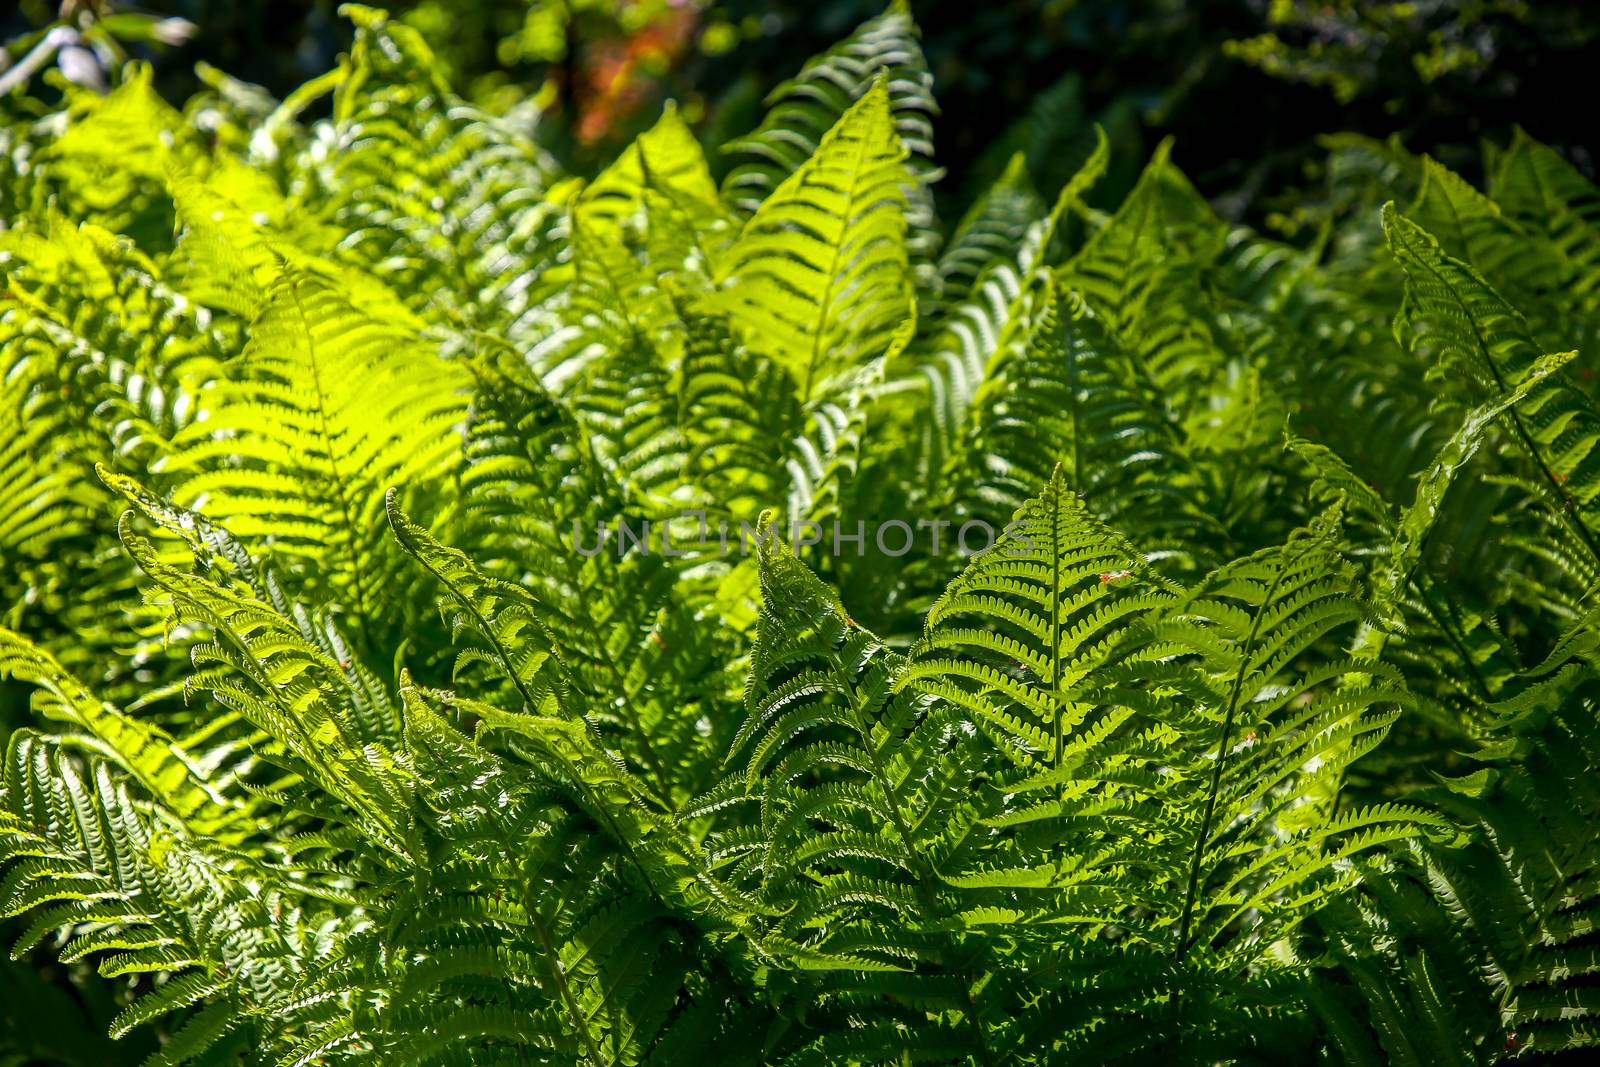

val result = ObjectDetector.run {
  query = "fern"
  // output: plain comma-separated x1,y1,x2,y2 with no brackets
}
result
705,79,913,404
719,0,941,281
163,267,469,630
3,4,1600,1062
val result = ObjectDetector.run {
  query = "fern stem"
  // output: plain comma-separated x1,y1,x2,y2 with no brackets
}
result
1412,252,1600,565
1049,476,1067,767
526,904,608,1067
282,276,377,649
1174,543,1304,960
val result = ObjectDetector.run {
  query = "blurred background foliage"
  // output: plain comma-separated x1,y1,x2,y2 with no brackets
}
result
4,0,1596,229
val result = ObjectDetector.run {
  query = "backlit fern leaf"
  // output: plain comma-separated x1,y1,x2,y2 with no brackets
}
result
580,102,727,240
706,79,914,405
935,153,1044,309
0,629,228,827
899,469,1181,765
166,267,468,622
720,0,941,278
1409,157,1567,303
327,6,562,341
957,280,1215,566
1059,143,1233,424
0,218,224,692
1385,204,1600,571
885,131,1109,513
0,6,1595,1062
37,64,200,243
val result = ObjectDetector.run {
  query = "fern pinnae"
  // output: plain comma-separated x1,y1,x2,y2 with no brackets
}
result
4,7,1598,1060
905,468,1180,769
1174,507,1344,960
720,0,939,227
760,531,941,914
705,76,914,406
1385,203,1600,564
936,152,1043,308
0,627,230,824
113,502,422,864
523,896,609,1067
1493,127,1600,322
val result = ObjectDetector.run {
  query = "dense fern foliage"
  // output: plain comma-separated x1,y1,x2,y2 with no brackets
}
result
4,4,1600,1063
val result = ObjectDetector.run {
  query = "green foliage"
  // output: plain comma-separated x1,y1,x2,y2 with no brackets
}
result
1226,0,1587,105
3,3,1600,1063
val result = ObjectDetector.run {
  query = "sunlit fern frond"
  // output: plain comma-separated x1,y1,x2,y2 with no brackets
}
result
1060,142,1230,401
935,153,1044,309
706,79,915,406
327,7,563,342
165,267,468,626
956,280,1218,568
1386,205,1600,576
719,0,941,280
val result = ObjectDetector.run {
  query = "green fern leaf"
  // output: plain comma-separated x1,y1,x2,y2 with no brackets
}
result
705,79,914,403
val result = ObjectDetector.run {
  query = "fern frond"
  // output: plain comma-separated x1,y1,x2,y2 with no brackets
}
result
166,266,468,622
707,79,914,404
1493,128,1600,326
1385,204,1600,569
901,468,1180,765
720,0,940,261
958,280,1217,566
